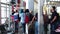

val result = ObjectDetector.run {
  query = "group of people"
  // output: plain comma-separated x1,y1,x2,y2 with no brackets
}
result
11,9,38,34
11,6,60,34
43,6,60,34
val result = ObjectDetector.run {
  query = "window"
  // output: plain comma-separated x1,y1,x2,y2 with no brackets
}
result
57,7,60,16
1,0,7,3
1,4,11,24
1,7,6,18
1,19,6,24
1,4,6,7
1,0,11,24
7,7,9,11
1,0,11,4
7,10,10,17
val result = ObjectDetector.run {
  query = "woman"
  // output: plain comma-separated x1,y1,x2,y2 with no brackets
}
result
19,9,25,34
31,13,38,34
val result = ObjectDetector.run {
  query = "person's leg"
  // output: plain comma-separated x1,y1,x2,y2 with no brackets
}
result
15,22,17,31
44,23,48,34
35,21,38,34
50,23,55,34
15,22,18,32
21,23,26,33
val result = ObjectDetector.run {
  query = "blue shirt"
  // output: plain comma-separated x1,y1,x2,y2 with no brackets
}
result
19,13,25,23
14,13,18,21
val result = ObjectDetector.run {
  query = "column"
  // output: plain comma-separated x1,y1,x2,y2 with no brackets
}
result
0,0,1,25
38,0,45,34
26,0,34,11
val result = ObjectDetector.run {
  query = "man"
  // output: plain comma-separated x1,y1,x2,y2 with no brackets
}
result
50,6,59,34
28,11,34,34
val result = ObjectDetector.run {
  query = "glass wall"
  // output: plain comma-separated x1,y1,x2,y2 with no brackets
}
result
1,0,11,24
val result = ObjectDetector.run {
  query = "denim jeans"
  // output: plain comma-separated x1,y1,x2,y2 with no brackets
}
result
21,23,26,33
15,21,18,31
35,21,38,34
51,22,59,31
50,22,59,34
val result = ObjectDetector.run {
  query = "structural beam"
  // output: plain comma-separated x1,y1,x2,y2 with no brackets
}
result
38,0,45,34
0,0,1,25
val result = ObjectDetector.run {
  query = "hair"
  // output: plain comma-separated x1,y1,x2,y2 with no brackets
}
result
52,6,57,13
20,9,24,13
35,13,38,18
25,9,29,13
52,6,56,10
16,10,18,12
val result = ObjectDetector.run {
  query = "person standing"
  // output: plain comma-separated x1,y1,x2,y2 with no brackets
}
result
50,6,59,34
31,13,38,34
25,9,30,34
43,11,49,34
28,11,34,34
14,10,19,33
19,9,25,34
29,11,34,21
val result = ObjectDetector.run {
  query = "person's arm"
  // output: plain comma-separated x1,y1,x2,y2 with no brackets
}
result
31,16,35,23
28,16,35,27
51,16,57,23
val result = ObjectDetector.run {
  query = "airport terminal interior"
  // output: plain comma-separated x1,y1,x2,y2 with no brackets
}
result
0,0,60,34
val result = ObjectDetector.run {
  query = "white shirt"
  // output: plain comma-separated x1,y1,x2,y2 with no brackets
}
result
20,13,25,23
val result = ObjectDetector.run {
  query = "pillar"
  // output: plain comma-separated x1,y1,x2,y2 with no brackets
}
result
38,0,45,34
26,0,34,11
0,0,1,25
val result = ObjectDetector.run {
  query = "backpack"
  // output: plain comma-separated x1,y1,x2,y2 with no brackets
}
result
25,14,29,23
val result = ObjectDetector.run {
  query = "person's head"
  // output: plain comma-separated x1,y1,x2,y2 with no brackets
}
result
20,9,24,13
51,6,56,13
15,10,18,13
25,9,29,13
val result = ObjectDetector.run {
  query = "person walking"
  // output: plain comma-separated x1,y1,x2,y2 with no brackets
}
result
13,10,19,33
19,9,25,34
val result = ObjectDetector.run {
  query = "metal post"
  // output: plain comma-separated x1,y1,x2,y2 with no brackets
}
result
8,2,11,31
38,0,45,34
0,0,1,25
6,0,7,19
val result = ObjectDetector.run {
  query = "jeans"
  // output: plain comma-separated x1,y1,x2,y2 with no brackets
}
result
51,22,59,31
15,21,18,31
21,23,26,33
50,22,59,34
35,21,38,34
